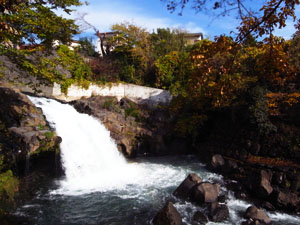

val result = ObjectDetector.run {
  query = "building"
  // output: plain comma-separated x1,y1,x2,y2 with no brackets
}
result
52,40,81,50
96,31,119,56
183,33,203,45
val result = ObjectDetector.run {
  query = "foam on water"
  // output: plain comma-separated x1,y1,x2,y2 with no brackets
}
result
268,212,300,224
29,96,214,196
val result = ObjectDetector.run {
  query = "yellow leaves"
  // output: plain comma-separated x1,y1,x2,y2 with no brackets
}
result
267,92,300,116
208,81,216,87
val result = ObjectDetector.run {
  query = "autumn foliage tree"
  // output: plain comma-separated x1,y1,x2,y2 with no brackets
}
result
162,0,300,41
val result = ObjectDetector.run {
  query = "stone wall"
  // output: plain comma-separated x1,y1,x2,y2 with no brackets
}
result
54,83,172,106
5,79,172,106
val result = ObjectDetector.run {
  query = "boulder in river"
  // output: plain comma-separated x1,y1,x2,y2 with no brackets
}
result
153,201,182,225
272,190,300,211
244,206,271,225
211,154,225,170
209,203,229,222
173,173,202,199
192,182,220,204
193,211,208,224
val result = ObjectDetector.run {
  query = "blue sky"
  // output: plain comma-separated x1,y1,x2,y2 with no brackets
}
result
60,0,299,40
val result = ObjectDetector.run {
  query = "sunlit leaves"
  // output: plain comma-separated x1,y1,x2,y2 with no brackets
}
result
0,0,82,45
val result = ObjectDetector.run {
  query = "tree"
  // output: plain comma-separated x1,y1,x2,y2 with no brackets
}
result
109,22,152,84
0,0,83,47
78,37,98,57
162,0,300,41
289,27,300,76
154,50,191,94
150,28,186,58
0,0,92,92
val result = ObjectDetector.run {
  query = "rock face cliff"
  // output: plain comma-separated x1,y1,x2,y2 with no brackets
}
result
0,84,62,216
72,96,184,158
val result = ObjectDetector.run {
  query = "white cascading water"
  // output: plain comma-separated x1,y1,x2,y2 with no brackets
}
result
28,96,141,194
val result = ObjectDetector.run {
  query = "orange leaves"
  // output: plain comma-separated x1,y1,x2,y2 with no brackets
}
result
267,92,300,115
238,0,300,41
187,36,252,108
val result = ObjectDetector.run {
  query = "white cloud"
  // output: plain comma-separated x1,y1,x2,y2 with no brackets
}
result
171,22,206,34
56,2,206,35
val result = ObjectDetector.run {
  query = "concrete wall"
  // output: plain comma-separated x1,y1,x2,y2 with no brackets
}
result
53,83,172,105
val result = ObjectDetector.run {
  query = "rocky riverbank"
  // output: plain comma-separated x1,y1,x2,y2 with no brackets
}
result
208,153,300,213
0,84,62,220
153,173,272,225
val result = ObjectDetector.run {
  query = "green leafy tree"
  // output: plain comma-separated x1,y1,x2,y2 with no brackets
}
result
78,37,98,57
110,22,152,84
150,28,185,58
154,50,191,95
0,0,83,47
0,0,92,91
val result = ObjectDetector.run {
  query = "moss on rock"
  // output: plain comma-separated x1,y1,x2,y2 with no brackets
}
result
0,170,19,213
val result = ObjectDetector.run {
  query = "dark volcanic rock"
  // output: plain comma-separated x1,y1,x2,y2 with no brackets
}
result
0,84,63,215
192,182,220,204
72,96,173,158
211,154,225,170
72,96,145,158
173,173,202,199
153,201,182,225
0,85,62,174
272,190,300,210
244,206,271,225
209,204,229,222
258,170,273,197
193,211,208,224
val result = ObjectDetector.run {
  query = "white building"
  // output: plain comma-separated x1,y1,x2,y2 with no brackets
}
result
96,31,119,56
52,40,81,50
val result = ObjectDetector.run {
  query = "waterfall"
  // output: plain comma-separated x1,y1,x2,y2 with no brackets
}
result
28,96,140,195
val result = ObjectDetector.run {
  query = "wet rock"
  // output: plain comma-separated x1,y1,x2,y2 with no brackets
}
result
208,201,219,213
218,194,226,203
173,173,202,199
225,159,238,172
289,174,300,192
72,96,172,158
272,190,300,210
242,220,267,225
244,206,271,224
211,154,225,170
209,204,229,222
192,182,220,204
261,202,275,211
251,170,273,198
260,170,273,195
193,211,208,224
0,85,63,214
272,172,284,186
153,201,182,225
